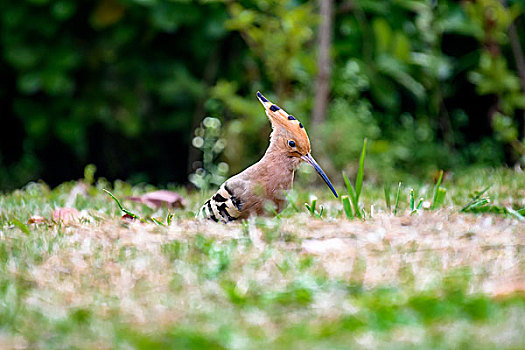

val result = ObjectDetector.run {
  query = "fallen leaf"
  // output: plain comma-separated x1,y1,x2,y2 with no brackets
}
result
121,213,136,221
28,215,47,224
400,217,412,226
126,190,185,209
53,207,80,224
12,218,30,235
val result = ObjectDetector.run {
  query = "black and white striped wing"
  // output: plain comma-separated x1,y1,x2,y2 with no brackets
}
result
199,182,243,223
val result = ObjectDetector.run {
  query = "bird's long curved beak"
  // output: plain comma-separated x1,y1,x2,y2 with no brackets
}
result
301,154,338,198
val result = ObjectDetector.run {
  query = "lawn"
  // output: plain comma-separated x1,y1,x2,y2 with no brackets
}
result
0,167,524,349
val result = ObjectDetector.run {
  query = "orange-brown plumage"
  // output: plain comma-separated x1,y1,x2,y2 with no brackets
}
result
199,92,337,222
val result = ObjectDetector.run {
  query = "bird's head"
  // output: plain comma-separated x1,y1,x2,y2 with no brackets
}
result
256,91,338,198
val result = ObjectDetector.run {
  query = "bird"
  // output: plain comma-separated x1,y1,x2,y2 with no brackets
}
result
198,91,338,223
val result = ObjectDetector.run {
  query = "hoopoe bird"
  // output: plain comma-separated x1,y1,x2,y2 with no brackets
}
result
199,91,338,222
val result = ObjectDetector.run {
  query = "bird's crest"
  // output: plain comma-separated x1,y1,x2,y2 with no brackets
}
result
256,91,311,154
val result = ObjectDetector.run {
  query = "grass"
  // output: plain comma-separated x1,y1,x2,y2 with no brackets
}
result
431,170,446,210
342,139,367,219
0,167,524,349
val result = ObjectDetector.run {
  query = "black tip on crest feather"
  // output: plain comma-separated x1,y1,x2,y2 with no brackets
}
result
269,105,280,112
256,91,268,103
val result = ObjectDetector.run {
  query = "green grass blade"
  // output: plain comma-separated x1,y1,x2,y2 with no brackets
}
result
103,189,142,221
474,185,492,199
343,171,360,218
463,198,490,212
305,199,323,219
416,198,424,210
384,183,391,211
409,189,415,211
431,170,443,210
505,207,524,221
103,189,124,211
355,138,367,201
305,203,313,216
434,188,447,209
342,195,353,219
343,171,355,199
460,185,492,212
150,217,164,226
350,192,361,219
394,182,402,215
166,213,174,225
518,208,525,215
12,218,30,235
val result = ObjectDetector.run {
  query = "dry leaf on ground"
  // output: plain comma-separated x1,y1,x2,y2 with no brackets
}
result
121,213,137,221
52,207,81,224
27,215,46,224
126,190,185,209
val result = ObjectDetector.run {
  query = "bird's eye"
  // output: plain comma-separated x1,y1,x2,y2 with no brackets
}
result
288,140,296,148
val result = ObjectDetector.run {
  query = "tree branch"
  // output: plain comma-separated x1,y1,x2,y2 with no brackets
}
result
312,0,334,125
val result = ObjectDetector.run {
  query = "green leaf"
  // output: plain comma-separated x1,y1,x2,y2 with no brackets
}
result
12,218,30,236
461,186,491,212
355,138,367,202
393,32,411,62
342,195,353,219
311,199,317,214
435,188,447,209
304,203,312,215
463,198,490,212
394,182,402,215
372,18,392,53
150,217,164,226
505,207,524,221
343,171,361,219
305,199,323,219
103,189,142,221
431,170,444,210
416,198,424,210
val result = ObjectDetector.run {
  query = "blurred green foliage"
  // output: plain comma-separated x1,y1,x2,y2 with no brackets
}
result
1,0,226,188
1,0,524,190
